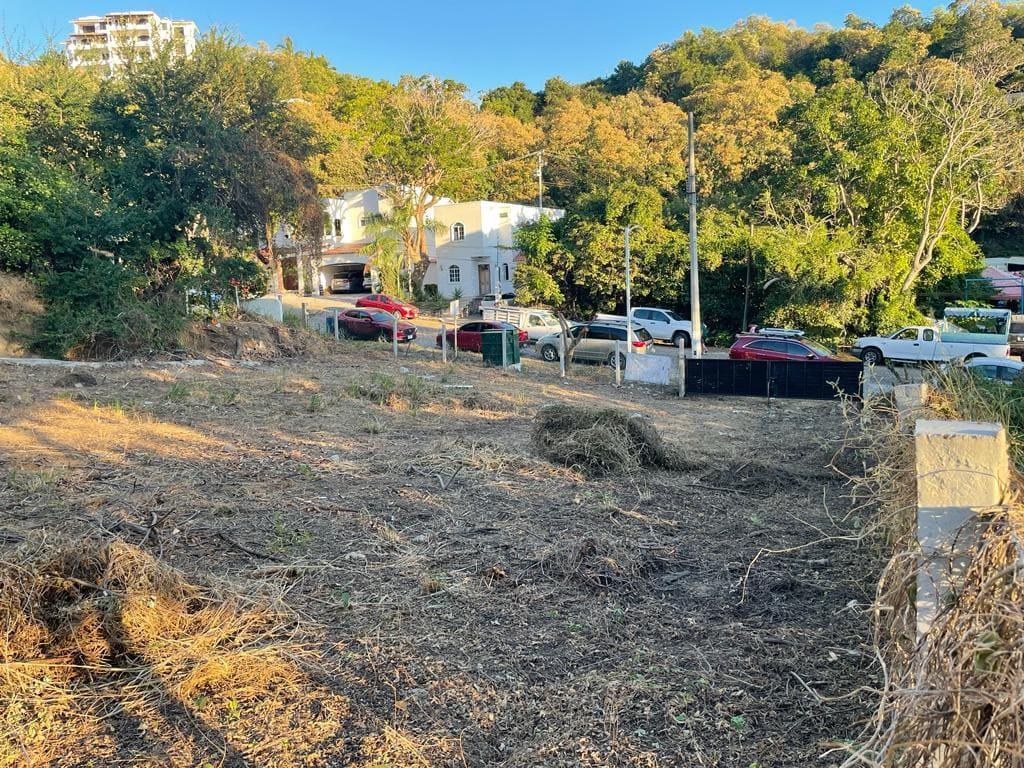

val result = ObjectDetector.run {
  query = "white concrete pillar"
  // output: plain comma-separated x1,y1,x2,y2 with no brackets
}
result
914,420,1009,639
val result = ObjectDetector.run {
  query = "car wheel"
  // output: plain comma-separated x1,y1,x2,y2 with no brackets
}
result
861,347,883,366
672,331,691,349
606,351,627,369
540,344,559,362
378,330,389,343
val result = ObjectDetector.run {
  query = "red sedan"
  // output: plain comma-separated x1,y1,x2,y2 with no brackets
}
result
337,309,417,342
729,331,853,362
435,321,528,353
355,293,418,319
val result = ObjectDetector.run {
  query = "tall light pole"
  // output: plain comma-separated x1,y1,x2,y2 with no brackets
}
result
686,111,703,358
624,224,640,358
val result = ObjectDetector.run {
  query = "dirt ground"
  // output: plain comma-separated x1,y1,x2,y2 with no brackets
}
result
0,331,878,767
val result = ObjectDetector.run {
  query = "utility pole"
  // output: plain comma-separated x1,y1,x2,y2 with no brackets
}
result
536,150,544,213
741,221,753,332
686,112,703,358
624,225,640,359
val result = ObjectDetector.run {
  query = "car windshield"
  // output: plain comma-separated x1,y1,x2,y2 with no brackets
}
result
538,315,560,326
634,328,653,341
803,340,833,356
662,310,684,321
497,322,517,331
369,311,392,322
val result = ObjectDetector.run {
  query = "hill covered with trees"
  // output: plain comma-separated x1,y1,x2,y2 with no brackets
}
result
1,1,1021,356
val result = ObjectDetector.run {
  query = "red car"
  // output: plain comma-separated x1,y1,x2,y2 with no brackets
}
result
355,293,418,319
435,321,528,353
729,331,852,362
337,309,417,342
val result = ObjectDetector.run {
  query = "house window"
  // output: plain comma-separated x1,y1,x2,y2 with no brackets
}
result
502,263,509,281
449,265,461,283
451,222,465,241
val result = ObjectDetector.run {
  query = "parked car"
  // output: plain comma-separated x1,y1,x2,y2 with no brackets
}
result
965,356,1024,384
596,307,696,348
329,273,364,294
479,292,517,311
355,294,419,319
729,329,853,362
435,321,528,353
536,321,652,368
851,308,1011,365
482,307,561,343
337,309,416,342
1009,315,1024,358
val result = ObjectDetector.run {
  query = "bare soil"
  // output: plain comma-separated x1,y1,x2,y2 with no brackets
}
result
0,334,878,766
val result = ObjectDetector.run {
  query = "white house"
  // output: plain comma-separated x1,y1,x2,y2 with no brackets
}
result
64,11,198,75
427,200,563,297
273,188,563,297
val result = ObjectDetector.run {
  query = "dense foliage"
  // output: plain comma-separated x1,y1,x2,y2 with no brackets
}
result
1,2,1022,357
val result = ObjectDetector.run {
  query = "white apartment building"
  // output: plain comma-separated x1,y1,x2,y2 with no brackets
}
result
64,11,198,75
275,188,563,297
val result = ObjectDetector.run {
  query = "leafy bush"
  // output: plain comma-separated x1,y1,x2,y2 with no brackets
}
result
208,256,269,300
31,257,185,360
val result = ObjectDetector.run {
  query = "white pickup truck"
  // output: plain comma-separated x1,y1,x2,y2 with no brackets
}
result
482,306,561,343
595,307,695,347
851,308,1011,365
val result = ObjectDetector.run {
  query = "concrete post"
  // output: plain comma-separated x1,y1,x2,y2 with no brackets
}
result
502,330,509,370
678,336,686,398
392,314,399,359
559,331,566,379
914,420,1009,639
301,302,308,328
614,340,622,387
334,309,340,341
441,320,448,363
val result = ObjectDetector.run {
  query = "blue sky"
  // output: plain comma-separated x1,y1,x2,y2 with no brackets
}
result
3,0,905,93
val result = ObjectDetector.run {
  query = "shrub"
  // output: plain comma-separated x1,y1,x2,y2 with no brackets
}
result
31,257,185,360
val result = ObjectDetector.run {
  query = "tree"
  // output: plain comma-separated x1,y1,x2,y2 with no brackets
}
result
355,76,494,286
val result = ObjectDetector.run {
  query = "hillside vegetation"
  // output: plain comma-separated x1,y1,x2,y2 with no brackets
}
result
0,2,1022,357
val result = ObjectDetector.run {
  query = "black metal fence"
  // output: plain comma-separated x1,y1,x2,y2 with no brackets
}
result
685,359,862,400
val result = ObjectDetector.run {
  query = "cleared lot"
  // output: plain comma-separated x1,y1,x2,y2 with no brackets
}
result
0,334,877,766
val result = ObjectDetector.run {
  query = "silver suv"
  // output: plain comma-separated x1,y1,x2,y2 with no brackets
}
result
536,322,652,367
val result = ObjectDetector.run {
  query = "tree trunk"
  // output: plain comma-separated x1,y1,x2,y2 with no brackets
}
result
264,218,283,294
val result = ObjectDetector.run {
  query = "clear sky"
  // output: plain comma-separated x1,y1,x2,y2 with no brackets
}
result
3,0,905,94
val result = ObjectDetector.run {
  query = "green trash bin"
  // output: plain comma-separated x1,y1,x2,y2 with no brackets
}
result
481,329,521,367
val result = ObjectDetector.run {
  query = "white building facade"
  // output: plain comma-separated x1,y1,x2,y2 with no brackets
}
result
427,200,563,298
274,189,563,298
65,11,198,75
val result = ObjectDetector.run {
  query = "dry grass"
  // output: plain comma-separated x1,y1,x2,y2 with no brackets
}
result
0,342,877,766
0,539,341,768
839,391,1024,767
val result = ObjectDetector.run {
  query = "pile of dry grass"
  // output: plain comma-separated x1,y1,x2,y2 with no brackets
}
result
531,404,697,476
842,509,1024,767
0,539,306,767
839,394,1024,767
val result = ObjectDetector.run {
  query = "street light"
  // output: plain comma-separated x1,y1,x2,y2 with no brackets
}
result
624,225,640,358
